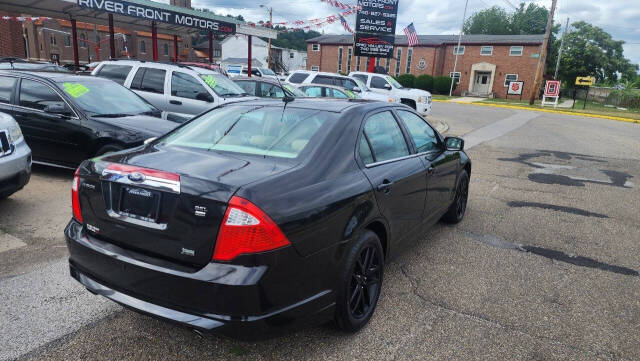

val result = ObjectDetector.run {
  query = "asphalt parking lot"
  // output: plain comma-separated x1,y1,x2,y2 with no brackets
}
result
1,103,639,360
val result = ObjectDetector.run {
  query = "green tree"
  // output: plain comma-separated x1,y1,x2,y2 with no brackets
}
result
268,27,322,51
556,21,639,84
463,6,511,35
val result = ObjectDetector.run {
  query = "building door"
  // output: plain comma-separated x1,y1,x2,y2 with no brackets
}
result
473,72,491,94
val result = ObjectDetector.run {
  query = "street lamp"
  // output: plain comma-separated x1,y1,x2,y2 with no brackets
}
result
260,4,273,70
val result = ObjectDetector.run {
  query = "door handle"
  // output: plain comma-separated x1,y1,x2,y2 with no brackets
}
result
170,100,182,105
427,166,435,175
376,179,393,194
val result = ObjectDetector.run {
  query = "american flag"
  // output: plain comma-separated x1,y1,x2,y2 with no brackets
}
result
403,23,419,47
339,14,354,34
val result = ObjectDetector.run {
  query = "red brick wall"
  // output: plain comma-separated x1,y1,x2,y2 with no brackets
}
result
307,41,541,98
0,12,26,58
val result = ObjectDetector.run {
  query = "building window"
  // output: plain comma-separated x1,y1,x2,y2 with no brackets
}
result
289,52,294,59
356,56,361,71
450,72,461,83
510,46,523,56
347,47,352,73
375,57,380,67
453,46,465,55
406,48,412,74
312,43,320,51
214,49,221,57
311,65,319,71
394,48,402,76
50,36,56,45
163,43,169,56
337,47,343,73
64,35,71,47
95,35,100,49
504,74,518,87
79,33,86,48
480,46,493,56
140,41,146,54
385,57,390,73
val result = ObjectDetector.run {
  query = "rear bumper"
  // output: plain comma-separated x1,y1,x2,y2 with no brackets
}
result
65,220,335,340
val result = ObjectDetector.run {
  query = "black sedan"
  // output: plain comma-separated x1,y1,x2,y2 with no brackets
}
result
0,70,181,168
65,98,470,339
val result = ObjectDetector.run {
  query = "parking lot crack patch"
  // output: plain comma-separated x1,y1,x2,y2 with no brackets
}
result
507,201,609,218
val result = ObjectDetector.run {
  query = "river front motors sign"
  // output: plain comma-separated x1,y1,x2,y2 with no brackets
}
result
354,0,399,58
77,0,236,34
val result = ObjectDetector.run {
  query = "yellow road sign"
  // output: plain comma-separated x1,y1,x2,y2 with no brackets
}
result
575,76,595,86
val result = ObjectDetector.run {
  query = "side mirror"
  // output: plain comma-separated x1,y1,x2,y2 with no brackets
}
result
44,103,71,116
383,83,392,90
352,86,361,93
444,137,464,151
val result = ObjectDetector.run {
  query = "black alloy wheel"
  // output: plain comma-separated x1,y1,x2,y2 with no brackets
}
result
442,170,469,224
335,230,384,332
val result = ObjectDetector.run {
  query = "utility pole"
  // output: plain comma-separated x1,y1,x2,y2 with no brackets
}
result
554,17,569,80
449,0,469,97
529,0,557,105
261,4,273,70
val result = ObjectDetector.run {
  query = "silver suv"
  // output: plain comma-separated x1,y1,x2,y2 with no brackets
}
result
0,112,31,199
92,60,255,117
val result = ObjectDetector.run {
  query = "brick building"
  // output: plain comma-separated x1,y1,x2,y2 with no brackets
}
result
0,11,27,58
306,34,544,98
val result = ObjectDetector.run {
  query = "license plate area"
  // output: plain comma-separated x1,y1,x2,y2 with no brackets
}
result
116,186,161,223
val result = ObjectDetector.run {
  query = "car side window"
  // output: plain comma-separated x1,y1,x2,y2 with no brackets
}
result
236,81,256,96
260,83,285,98
131,67,165,94
396,110,439,153
19,79,66,111
0,77,16,104
370,76,389,89
340,78,358,91
314,75,334,86
95,64,132,85
363,111,409,163
352,74,368,83
171,72,209,101
358,134,374,165
328,88,348,98
303,86,323,97
288,73,309,84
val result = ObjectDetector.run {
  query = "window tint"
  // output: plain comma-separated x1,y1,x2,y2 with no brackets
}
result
370,76,389,89
363,111,409,162
302,86,323,97
313,75,334,86
235,81,256,95
19,79,66,111
328,88,348,98
0,77,16,104
96,64,133,85
288,72,309,84
359,135,374,165
260,83,285,98
171,72,209,100
397,110,438,153
338,78,358,90
131,67,165,94
352,74,368,83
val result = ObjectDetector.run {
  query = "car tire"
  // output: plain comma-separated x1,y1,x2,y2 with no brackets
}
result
0,190,14,200
95,144,124,156
334,230,384,333
441,170,469,224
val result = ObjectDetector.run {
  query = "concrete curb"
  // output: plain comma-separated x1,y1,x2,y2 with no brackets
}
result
432,99,640,124
427,118,449,135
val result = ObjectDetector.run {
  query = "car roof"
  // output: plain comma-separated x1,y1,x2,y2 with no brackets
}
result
0,70,100,82
219,97,387,113
292,70,350,78
233,76,281,84
298,84,350,91
98,60,218,74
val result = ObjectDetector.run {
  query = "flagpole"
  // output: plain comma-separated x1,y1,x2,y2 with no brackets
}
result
449,0,469,97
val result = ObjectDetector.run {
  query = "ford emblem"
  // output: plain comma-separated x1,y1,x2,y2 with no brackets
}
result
128,172,146,183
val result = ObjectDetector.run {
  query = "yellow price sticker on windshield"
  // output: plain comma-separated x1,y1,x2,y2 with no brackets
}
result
63,82,89,98
201,75,217,89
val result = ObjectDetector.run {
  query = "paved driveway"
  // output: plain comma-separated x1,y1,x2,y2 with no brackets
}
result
1,103,638,360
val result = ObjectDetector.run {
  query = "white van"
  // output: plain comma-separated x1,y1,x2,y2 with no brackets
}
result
348,71,432,115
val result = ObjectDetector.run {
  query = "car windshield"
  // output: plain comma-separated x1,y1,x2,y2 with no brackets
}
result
386,76,403,89
353,77,371,92
199,73,246,97
260,68,276,76
161,105,334,158
56,79,156,116
283,84,307,97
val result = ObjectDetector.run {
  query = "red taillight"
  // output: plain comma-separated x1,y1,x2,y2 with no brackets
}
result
213,196,290,261
72,167,83,223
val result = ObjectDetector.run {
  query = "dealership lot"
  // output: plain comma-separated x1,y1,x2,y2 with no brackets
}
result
1,103,639,360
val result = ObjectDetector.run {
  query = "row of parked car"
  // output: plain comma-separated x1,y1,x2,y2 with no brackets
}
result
0,59,432,199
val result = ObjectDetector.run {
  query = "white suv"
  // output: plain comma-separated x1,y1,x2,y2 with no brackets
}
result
349,71,432,116
285,70,399,103
92,60,254,117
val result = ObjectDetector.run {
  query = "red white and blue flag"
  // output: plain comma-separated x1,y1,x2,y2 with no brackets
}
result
403,23,419,47
339,14,354,34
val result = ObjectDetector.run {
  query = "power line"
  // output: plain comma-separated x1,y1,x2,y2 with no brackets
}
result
501,0,518,10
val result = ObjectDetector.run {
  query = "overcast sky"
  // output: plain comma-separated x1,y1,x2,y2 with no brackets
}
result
156,0,640,67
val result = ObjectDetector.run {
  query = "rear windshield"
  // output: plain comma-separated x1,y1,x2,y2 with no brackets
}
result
55,79,156,115
199,73,245,97
161,105,334,158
